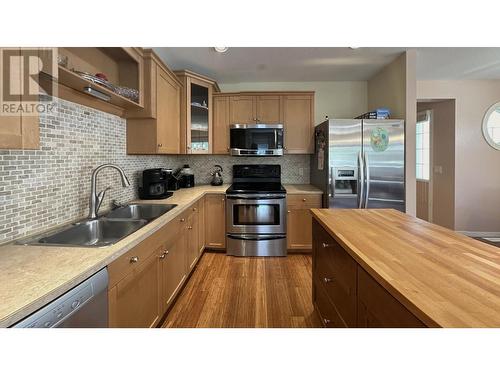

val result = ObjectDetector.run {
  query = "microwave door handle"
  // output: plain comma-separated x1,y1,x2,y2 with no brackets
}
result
364,152,370,208
357,151,364,209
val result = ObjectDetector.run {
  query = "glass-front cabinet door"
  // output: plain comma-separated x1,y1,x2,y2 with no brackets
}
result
190,81,210,152
175,70,218,154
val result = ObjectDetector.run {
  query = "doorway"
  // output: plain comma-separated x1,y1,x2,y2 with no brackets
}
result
416,110,432,221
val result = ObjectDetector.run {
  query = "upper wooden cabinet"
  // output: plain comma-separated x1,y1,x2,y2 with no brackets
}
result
126,50,182,154
213,91,314,154
175,70,220,154
213,95,230,154
53,47,144,117
283,94,314,153
0,48,39,149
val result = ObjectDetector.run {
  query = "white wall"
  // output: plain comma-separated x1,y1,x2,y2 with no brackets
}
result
219,81,368,124
418,80,500,232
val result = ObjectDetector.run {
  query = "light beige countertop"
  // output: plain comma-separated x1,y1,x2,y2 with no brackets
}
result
0,183,320,327
284,184,322,195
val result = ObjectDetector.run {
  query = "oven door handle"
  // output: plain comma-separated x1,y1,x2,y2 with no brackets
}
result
226,194,286,200
227,234,287,241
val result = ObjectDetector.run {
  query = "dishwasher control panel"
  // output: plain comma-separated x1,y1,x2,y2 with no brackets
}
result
12,268,108,328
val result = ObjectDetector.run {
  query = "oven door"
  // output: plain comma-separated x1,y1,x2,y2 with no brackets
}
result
226,195,286,234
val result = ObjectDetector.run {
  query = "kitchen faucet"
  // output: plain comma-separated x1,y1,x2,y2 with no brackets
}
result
88,164,130,219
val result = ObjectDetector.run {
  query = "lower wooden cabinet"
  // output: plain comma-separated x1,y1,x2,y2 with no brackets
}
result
312,218,426,328
108,250,161,328
287,194,322,252
204,194,226,249
107,199,205,328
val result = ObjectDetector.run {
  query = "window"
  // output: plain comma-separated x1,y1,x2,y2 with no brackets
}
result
416,111,431,180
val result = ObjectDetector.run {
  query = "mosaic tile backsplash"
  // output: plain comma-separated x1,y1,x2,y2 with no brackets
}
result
0,99,310,244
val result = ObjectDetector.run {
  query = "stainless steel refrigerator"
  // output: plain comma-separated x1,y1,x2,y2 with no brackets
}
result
310,119,405,211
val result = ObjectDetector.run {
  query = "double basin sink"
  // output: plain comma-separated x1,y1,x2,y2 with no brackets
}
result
18,204,177,247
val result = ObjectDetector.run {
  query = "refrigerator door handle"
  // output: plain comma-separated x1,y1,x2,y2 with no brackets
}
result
364,152,371,208
357,151,364,209
330,166,335,198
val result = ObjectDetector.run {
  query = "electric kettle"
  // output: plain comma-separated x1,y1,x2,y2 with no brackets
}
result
210,165,223,186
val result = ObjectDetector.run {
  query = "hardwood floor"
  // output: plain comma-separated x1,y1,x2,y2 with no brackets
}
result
162,252,321,328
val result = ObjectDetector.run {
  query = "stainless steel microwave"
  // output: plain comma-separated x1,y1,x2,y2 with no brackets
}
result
229,124,284,156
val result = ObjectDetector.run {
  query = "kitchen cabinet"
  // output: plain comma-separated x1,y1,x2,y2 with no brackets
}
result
204,194,226,249
229,94,282,125
54,47,144,117
108,249,161,328
214,92,314,155
127,49,182,154
357,266,425,328
176,70,220,154
287,194,322,252
312,218,426,328
158,214,188,312
197,197,206,254
213,95,230,154
283,94,314,154
0,48,41,150
186,203,200,271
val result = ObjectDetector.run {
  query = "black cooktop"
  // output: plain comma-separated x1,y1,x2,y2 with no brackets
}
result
226,182,286,194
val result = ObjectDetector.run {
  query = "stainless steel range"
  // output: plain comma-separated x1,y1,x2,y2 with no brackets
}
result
226,164,287,257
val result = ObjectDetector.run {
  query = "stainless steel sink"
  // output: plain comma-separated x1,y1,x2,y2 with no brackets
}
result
104,204,177,221
19,219,148,247
17,203,177,247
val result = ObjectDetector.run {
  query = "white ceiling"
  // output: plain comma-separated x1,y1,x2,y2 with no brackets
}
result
153,47,500,83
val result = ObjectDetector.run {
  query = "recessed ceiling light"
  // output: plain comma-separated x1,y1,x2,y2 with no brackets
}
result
214,47,228,53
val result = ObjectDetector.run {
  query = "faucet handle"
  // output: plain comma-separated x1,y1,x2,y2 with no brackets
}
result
96,187,112,213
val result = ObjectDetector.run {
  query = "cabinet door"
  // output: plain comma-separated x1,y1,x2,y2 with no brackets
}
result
108,251,161,328
283,95,314,154
156,65,181,154
287,208,314,251
204,194,226,249
0,48,39,150
229,95,256,124
213,96,230,154
160,230,187,312
256,95,282,124
186,208,200,271
197,198,205,254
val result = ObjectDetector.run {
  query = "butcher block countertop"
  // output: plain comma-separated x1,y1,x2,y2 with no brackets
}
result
310,209,500,328
0,184,317,327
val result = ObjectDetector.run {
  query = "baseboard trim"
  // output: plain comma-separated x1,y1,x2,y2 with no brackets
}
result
459,231,500,237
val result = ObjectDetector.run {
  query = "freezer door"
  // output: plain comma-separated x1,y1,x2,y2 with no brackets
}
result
362,119,405,211
329,119,362,209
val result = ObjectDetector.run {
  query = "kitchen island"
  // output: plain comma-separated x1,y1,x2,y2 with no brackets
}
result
311,209,500,328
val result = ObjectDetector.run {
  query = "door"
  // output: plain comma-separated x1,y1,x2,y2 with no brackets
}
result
213,96,230,154
283,95,314,153
230,95,256,124
108,251,161,328
156,65,180,154
362,120,405,211
160,228,187,311
197,198,205,254
329,119,362,209
256,95,282,124
204,194,226,249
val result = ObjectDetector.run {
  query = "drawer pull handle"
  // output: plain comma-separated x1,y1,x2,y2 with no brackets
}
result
180,218,185,222
130,256,139,263
323,318,331,325
322,243,332,248
287,210,291,213
188,226,193,230
302,198,307,202
323,277,334,283
193,207,197,211
159,250,169,259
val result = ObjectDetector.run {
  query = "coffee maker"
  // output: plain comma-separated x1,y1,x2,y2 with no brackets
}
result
139,168,173,200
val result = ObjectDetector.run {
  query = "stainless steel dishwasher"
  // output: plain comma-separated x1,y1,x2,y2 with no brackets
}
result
12,268,108,328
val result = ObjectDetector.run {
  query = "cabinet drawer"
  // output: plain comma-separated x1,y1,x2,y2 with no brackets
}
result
287,194,322,209
314,277,346,328
313,220,357,326
357,266,426,328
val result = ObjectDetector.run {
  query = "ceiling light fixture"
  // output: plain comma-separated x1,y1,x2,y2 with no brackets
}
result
349,47,360,49
214,47,228,53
